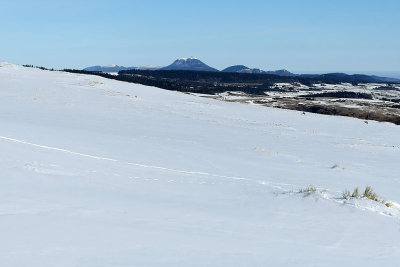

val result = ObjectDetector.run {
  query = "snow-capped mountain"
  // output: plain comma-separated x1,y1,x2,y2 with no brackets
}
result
161,57,218,72
84,65,136,72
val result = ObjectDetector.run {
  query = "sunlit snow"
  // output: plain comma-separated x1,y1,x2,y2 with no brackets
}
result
1,63,399,266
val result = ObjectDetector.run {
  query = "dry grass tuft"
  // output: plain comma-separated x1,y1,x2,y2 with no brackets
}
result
299,185,317,197
363,186,381,202
351,187,361,198
342,186,392,206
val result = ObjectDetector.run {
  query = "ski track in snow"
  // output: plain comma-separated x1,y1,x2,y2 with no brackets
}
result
2,134,399,219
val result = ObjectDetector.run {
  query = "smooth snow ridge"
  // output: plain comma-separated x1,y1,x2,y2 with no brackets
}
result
0,63,400,266
0,61,19,68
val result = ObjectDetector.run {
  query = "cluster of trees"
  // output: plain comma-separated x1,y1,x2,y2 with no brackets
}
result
120,69,301,83
119,69,319,86
302,91,373,99
23,65,54,71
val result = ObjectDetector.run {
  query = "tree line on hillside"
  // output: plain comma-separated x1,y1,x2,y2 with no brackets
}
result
63,69,287,94
301,91,373,99
23,65,55,71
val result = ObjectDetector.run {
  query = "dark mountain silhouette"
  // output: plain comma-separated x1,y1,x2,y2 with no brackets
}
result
222,65,250,72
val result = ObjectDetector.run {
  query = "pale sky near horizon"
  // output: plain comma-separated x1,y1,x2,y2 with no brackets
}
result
1,0,399,73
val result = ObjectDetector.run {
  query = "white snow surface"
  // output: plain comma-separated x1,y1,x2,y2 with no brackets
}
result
179,56,198,61
1,63,400,266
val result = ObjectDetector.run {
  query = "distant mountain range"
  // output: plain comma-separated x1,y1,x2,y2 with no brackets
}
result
84,65,162,72
83,58,400,82
84,58,295,76
84,65,135,72
221,65,295,76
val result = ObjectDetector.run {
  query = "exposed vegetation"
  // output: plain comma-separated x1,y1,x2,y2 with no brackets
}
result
342,186,393,207
342,189,351,199
363,186,381,202
299,185,317,193
298,185,317,197
385,202,393,208
352,187,361,198
23,65,54,71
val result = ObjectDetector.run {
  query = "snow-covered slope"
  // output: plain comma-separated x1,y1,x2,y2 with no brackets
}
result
1,62,400,266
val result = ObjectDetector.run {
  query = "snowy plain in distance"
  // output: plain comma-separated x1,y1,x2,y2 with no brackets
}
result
0,62,399,266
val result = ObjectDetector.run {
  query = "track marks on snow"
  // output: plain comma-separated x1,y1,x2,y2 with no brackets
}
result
1,134,398,219
0,135,249,182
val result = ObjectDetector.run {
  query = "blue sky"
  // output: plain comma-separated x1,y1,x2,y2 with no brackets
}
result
1,0,399,73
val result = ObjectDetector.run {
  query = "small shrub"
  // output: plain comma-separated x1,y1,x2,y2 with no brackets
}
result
299,185,316,193
342,189,351,199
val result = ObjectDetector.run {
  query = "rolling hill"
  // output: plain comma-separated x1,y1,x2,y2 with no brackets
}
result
1,62,399,266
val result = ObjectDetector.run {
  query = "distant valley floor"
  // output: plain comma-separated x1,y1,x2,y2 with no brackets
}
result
199,83,400,125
